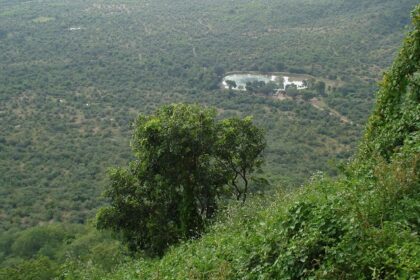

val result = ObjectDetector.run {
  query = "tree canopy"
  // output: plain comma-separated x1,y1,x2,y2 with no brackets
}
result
97,104,265,256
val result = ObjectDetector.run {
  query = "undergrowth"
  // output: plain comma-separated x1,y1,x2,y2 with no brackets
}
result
59,150,418,280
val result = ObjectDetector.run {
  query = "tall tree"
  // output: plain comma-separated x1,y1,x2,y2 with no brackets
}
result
97,104,265,256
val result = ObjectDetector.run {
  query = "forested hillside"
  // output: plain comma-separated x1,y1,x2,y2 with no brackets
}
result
60,4,419,278
0,1,419,278
0,0,417,232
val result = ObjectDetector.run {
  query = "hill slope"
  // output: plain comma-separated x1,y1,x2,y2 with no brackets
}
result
0,0,418,231
60,5,420,279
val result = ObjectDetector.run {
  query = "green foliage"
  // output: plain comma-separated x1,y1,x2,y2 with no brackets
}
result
0,223,129,279
60,153,420,279
58,4,420,279
1,0,419,277
97,104,265,256
217,117,266,201
245,80,279,95
225,80,237,90
10,224,71,259
285,85,299,98
313,81,326,96
359,4,420,161
3,0,414,231
0,256,58,280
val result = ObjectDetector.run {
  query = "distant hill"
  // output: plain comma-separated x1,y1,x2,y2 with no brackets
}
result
0,0,417,233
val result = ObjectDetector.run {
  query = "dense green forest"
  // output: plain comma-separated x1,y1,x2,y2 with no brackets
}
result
1,0,416,231
0,0,419,278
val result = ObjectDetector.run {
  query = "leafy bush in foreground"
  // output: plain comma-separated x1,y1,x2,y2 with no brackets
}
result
60,151,419,279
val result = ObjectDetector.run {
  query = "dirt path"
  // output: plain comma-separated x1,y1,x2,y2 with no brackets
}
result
310,98,351,124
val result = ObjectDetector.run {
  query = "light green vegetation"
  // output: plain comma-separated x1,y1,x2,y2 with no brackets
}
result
32,17,55,23
1,0,416,232
64,157,419,279
0,0,419,278
58,5,420,278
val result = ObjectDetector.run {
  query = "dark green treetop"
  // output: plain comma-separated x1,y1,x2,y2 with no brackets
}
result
97,104,265,256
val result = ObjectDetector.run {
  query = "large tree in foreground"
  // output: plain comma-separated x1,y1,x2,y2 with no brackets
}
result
97,104,265,256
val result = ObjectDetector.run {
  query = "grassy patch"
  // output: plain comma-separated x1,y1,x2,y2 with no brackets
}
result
32,17,55,23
